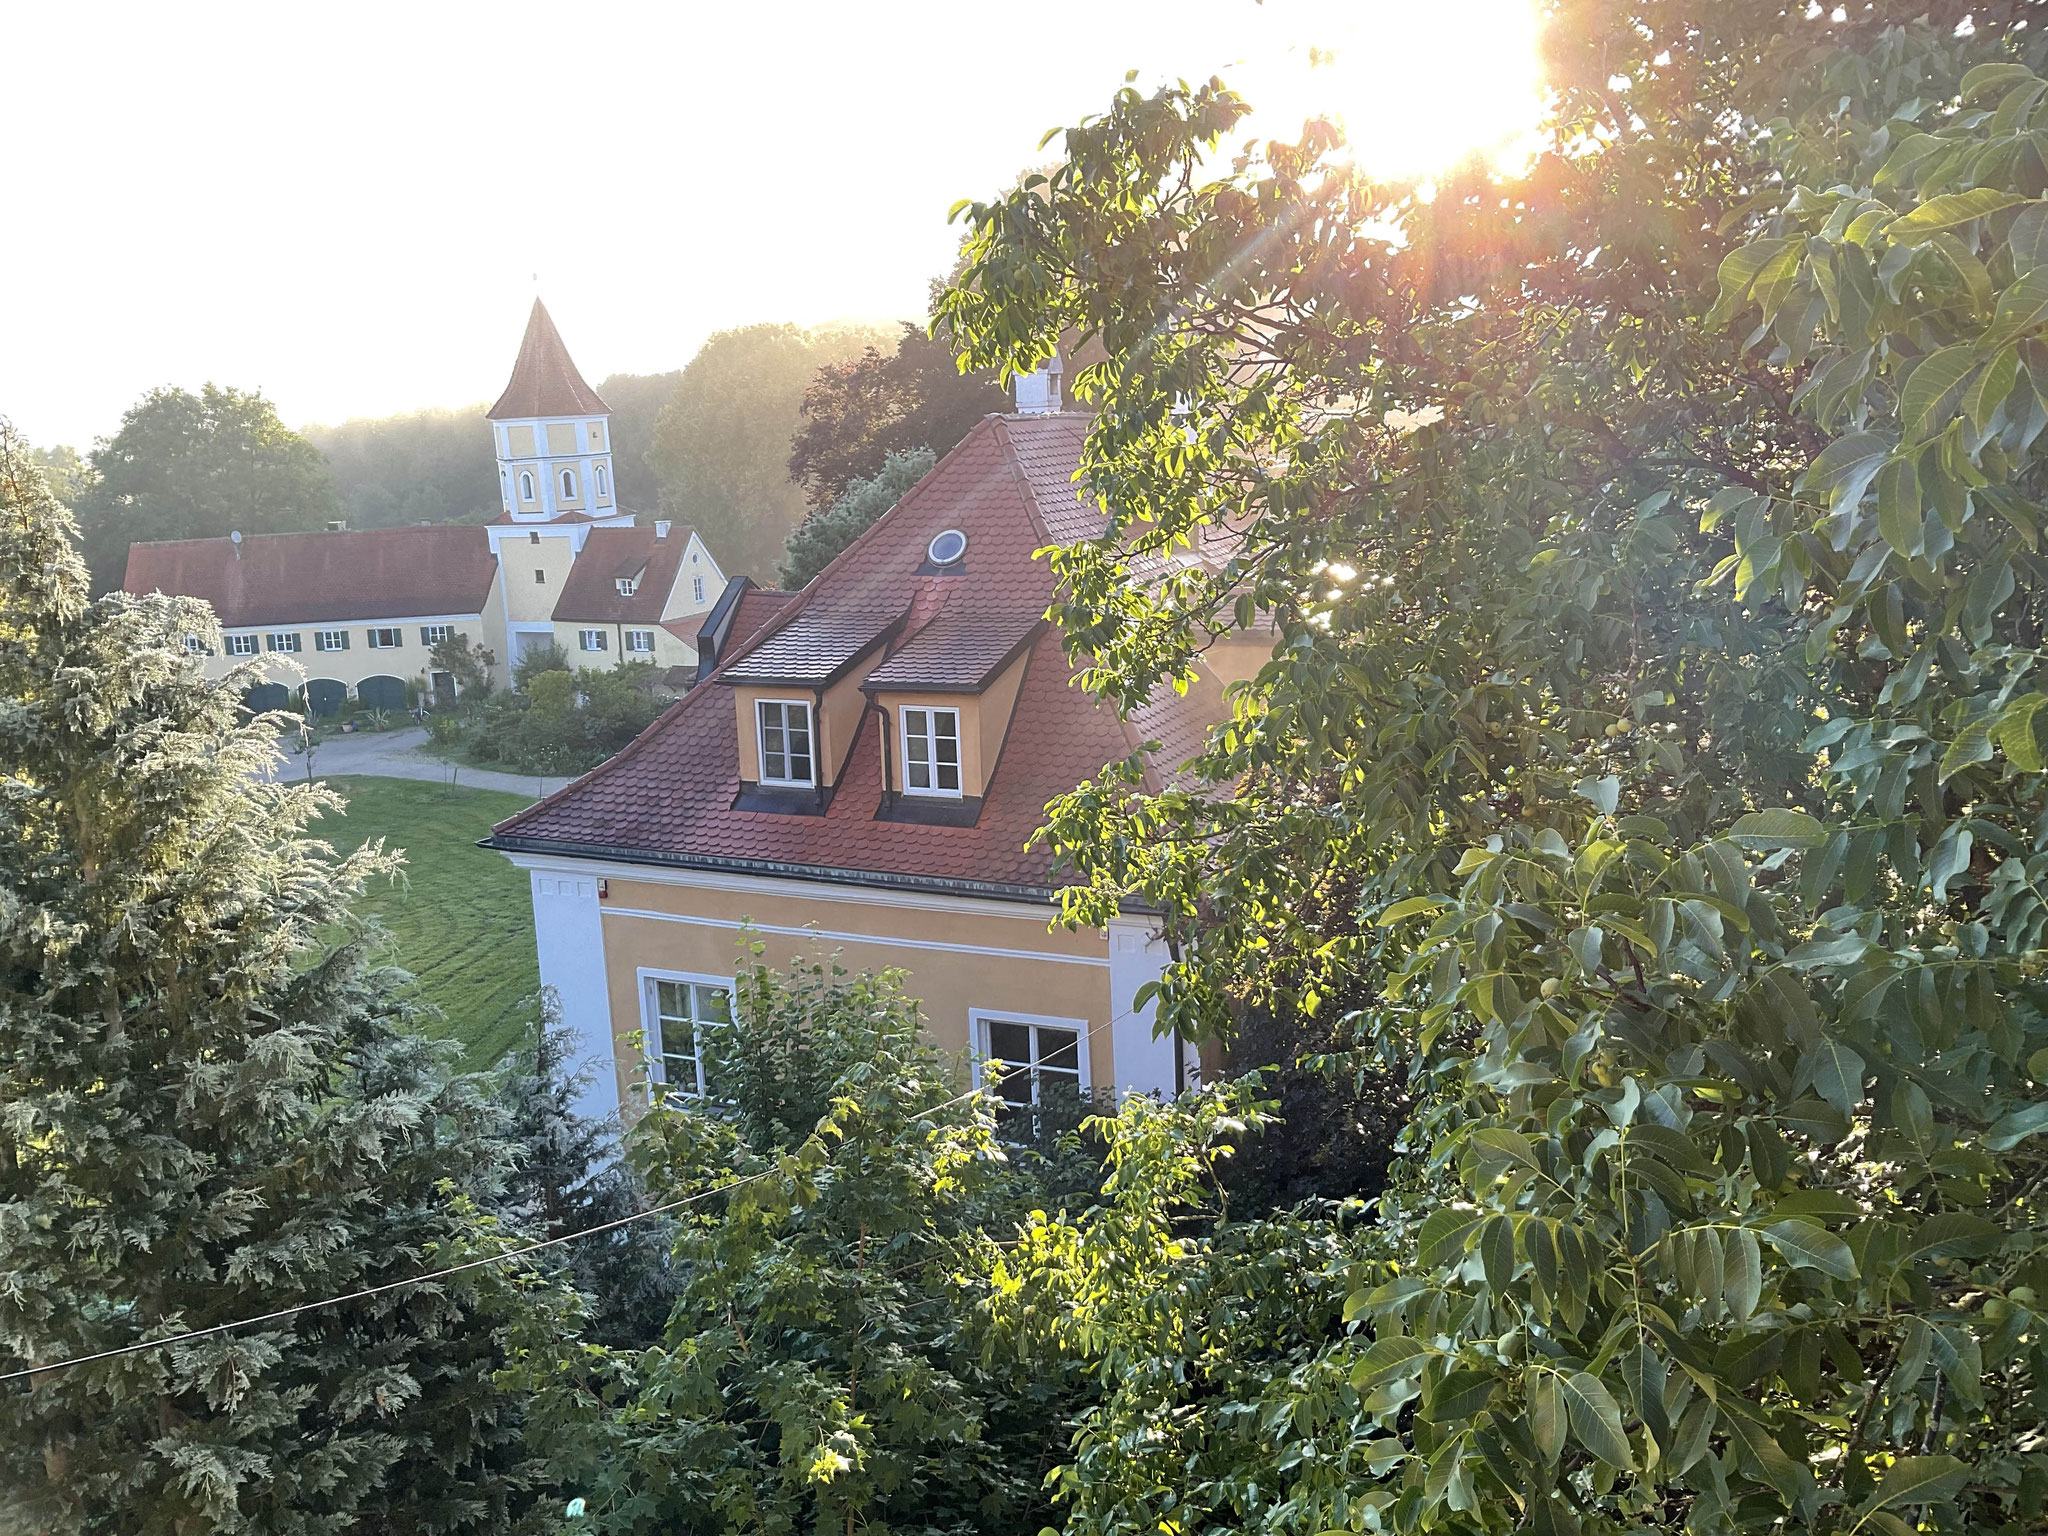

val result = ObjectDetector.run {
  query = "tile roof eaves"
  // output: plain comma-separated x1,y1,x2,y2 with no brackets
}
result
478,833,1062,906
861,617,1046,693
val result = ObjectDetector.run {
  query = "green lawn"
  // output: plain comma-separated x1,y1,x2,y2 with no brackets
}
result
316,776,541,1070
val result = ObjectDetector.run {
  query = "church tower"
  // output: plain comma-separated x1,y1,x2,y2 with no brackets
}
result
487,299,618,521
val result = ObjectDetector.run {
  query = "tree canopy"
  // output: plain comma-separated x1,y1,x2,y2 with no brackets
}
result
937,3,2048,1532
74,384,338,591
648,323,888,581
778,446,933,589
302,403,499,529
788,323,1009,510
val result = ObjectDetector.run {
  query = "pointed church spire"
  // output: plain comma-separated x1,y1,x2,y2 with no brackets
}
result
487,299,610,420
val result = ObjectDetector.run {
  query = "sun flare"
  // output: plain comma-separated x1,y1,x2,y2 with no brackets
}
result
1233,0,1547,178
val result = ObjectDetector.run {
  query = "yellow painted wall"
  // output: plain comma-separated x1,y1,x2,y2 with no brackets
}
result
595,873,1115,1112
200,614,489,696
728,670,867,787
547,423,577,455
503,532,579,622
514,466,543,512
1204,631,1278,688
550,621,697,672
506,425,536,457
588,421,607,452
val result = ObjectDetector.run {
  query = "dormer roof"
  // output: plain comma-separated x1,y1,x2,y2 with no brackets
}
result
861,605,1042,692
487,299,610,421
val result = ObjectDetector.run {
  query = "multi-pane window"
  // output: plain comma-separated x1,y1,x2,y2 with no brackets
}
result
625,629,655,653
901,706,962,796
980,1017,1083,1118
757,700,813,785
315,630,349,652
183,634,206,655
266,632,302,653
646,977,731,1097
616,576,637,596
692,575,705,603
420,624,454,647
366,627,402,649
225,633,259,657
578,629,608,652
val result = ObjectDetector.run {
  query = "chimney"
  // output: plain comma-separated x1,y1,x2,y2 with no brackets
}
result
654,520,672,540
327,519,347,532
1013,353,1063,415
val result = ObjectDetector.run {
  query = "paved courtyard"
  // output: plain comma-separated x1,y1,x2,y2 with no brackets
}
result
267,725,562,801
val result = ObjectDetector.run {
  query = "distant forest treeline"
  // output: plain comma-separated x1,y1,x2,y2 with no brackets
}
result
41,318,1008,591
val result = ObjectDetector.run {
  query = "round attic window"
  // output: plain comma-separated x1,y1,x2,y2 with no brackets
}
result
927,528,968,566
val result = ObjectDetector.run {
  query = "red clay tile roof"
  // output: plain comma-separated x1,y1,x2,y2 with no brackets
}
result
489,413,1213,899
488,509,608,526
716,604,905,687
123,526,497,627
725,587,798,648
549,526,697,624
487,299,610,420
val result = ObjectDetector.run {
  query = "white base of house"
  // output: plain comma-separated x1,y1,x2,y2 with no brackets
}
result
1107,915,1197,1098
527,869,621,1121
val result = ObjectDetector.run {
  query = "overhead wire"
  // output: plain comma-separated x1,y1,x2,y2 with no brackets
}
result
0,1083,988,1388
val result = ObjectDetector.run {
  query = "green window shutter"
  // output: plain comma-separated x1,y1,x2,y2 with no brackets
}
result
340,632,350,650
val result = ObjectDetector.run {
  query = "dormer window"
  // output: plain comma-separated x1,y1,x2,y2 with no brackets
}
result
757,700,814,786
901,706,961,796
616,576,637,596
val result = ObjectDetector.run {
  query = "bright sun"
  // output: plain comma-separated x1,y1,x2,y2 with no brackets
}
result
1230,0,1547,178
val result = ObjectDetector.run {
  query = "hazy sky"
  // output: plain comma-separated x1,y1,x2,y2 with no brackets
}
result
4,1,1539,450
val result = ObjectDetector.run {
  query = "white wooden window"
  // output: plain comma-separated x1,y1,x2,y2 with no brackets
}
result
973,1010,1086,1117
183,634,206,655
626,629,655,653
901,706,962,796
615,576,637,596
266,632,302,653
643,973,731,1098
314,629,349,652
366,627,402,649
578,629,608,652
225,633,259,657
757,699,813,785
595,463,609,496
420,624,454,647
519,471,535,501
693,575,705,603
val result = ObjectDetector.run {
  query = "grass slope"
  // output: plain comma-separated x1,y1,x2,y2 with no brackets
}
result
316,776,541,1069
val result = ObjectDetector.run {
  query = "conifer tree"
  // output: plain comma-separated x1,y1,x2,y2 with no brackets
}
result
0,421,550,1533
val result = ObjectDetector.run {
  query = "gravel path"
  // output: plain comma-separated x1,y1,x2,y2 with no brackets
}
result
268,725,566,801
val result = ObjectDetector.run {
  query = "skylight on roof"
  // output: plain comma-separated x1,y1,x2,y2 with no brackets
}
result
927,529,967,566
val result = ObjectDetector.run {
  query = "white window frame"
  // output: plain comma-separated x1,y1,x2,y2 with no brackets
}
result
638,967,733,1099
314,629,348,652
625,628,655,653
755,698,815,786
366,627,402,650
225,633,259,657
900,705,963,797
420,623,454,647
578,628,608,652
183,634,205,655
692,575,705,603
615,576,637,596
560,467,578,500
519,470,536,501
594,463,609,496
969,1008,1090,1107
267,631,302,653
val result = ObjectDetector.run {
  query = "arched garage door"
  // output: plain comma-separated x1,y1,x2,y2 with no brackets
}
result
242,681,292,715
357,675,406,712
305,679,348,717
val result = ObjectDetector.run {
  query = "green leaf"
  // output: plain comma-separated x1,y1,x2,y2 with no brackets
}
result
1990,692,2047,772
1376,895,1447,925
1939,720,1994,783
1900,346,1978,441
1530,1371,1566,1462
1469,1128,1541,1170
1985,1099,2048,1151
1805,1039,1866,1116
1985,265,2048,349
1802,431,1891,510
1559,1371,1634,1469
1961,61,2037,101
1352,1334,1435,1390
2011,203,2048,274
1725,1227,1762,1322
1855,1455,1972,1518
1709,238,1792,320
1418,1207,1482,1268
1574,774,1620,815
1876,458,1924,556
1889,189,2032,242
1727,808,1828,850
1905,1212,2003,1261
1764,1218,1858,1280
